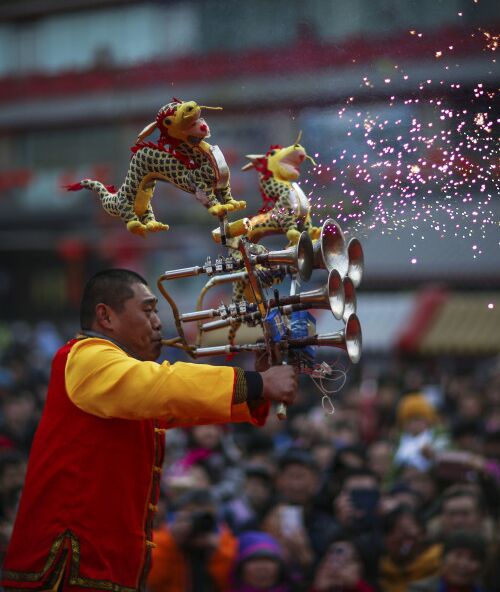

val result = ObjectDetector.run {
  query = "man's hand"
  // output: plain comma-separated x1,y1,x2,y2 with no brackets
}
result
259,366,298,406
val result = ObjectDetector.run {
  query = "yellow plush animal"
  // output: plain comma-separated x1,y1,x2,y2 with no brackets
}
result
67,98,246,236
214,135,320,245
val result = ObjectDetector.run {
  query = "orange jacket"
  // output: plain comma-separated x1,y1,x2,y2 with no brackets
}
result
148,524,238,592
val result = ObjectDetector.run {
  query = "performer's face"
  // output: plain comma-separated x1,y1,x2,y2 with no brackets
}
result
112,283,163,361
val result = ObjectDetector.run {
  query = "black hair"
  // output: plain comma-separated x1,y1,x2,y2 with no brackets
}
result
443,530,487,562
244,464,273,484
451,418,484,440
173,488,216,511
381,504,421,536
278,447,319,473
484,429,500,445
80,269,148,330
341,467,379,488
329,444,367,475
326,529,364,555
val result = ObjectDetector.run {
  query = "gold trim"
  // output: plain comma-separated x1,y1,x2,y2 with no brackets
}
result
233,368,247,404
3,533,65,583
3,530,136,592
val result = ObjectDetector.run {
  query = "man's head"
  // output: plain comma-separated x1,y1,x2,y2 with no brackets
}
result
367,440,393,482
172,488,218,550
244,465,274,510
235,531,285,589
439,485,483,533
441,531,487,588
80,269,162,361
382,505,423,563
336,468,380,530
275,448,320,506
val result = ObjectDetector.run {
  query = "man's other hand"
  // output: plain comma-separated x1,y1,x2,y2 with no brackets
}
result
260,366,298,406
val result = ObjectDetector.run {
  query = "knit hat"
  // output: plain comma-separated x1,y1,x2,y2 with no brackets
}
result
397,393,438,427
236,531,284,566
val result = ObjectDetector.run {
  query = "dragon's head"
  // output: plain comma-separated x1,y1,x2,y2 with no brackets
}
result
136,98,222,146
242,133,316,182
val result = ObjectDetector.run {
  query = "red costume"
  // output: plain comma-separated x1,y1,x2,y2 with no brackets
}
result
2,338,268,591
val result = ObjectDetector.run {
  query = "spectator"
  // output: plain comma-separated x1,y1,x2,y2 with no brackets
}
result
456,393,484,424
230,530,291,591
333,468,381,535
263,448,337,584
450,419,484,455
427,484,494,548
311,535,376,592
332,468,383,581
408,531,488,592
148,488,238,592
438,485,485,534
367,440,394,485
380,482,422,514
379,505,442,592
393,393,448,473
0,389,39,453
396,465,439,521
172,424,242,501
315,446,367,513
223,464,275,534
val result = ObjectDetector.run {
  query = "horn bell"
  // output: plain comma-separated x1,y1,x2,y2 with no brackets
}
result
347,237,364,287
313,219,348,277
255,231,313,281
342,276,357,322
316,313,362,363
286,269,344,319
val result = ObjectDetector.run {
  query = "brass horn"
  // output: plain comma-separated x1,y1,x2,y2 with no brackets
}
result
347,237,364,288
313,219,348,277
342,276,357,322
254,231,313,282
276,269,345,320
288,313,362,364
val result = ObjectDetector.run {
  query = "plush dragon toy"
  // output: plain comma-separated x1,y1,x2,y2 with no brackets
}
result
214,135,321,246
201,136,322,346
67,98,246,236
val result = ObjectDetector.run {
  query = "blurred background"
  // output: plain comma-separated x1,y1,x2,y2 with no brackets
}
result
0,0,498,356
0,0,499,584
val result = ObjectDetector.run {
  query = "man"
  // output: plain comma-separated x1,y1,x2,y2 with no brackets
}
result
379,506,442,592
408,531,487,592
263,448,338,584
2,269,297,592
439,486,484,534
147,488,237,592
333,467,383,582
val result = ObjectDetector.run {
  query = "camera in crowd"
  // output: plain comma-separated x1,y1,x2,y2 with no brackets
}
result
189,509,217,536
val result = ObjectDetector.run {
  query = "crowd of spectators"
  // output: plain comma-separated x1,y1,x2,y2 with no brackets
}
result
0,320,500,591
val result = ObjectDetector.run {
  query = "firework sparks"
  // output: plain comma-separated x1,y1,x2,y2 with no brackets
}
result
303,8,499,261
480,29,499,52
